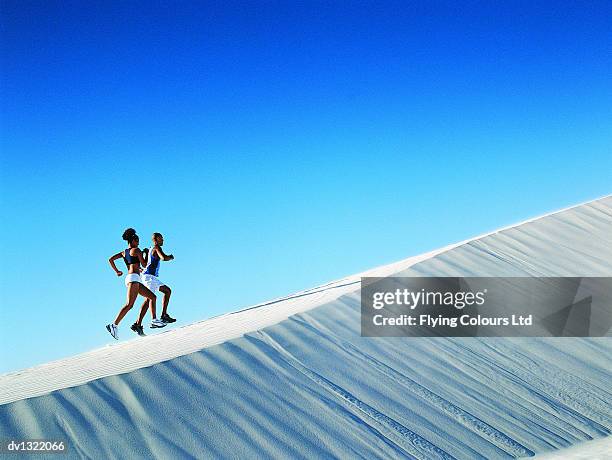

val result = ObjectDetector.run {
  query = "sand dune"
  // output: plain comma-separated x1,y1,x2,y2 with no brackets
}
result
1,195,610,459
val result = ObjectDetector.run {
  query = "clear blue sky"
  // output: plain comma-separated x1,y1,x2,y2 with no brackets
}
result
1,1,610,373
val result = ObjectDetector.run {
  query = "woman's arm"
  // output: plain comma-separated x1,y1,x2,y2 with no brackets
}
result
136,248,147,269
108,252,124,277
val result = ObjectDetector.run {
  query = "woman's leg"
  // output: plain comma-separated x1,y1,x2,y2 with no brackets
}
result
114,282,140,325
137,298,149,322
137,284,157,325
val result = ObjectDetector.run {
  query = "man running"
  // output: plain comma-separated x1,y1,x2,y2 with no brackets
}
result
107,228,165,340
140,232,176,324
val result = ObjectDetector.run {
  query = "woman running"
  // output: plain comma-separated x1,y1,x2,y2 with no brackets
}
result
106,228,166,339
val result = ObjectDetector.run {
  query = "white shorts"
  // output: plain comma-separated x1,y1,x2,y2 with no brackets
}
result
140,274,165,292
124,273,141,287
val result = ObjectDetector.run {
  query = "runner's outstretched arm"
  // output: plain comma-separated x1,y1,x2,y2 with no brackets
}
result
108,252,123,277
156,246,174,261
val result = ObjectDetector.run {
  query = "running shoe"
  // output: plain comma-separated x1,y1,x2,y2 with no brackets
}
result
130,323,146,336
161,313,176,323
106,323,118,340
151,318,167,328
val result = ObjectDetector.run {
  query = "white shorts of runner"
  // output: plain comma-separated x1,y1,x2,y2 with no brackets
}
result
141,274,165,292
124,273,141,287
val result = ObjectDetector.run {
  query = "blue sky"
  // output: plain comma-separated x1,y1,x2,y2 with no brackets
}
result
1,1,611,373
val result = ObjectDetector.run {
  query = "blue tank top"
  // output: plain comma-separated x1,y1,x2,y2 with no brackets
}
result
143,248,160,276
124,248,139,266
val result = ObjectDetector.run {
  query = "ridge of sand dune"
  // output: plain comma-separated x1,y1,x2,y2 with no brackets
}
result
1,195,610,459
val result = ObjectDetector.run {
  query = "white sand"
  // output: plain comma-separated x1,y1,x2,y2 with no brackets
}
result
536,435,612,459
0,195,610,459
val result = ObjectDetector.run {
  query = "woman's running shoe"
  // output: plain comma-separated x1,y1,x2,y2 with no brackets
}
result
106,323,118,340
130,323,146,336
